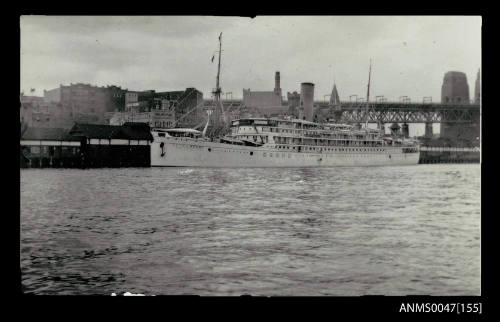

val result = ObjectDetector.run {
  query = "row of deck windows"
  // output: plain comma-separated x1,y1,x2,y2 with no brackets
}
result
273,137,381,146
265,128,376,139
238,126,376,139
237,135,381,147
262,153,386,158
175,141,391,154
274,145,386,152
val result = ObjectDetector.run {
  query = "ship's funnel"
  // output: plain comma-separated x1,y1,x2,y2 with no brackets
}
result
300,82,314,122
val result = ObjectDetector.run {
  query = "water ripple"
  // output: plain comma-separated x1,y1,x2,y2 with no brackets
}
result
21,164,480,295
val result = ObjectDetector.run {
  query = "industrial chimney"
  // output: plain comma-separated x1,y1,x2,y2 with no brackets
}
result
300,82,315,122
274,71,281,94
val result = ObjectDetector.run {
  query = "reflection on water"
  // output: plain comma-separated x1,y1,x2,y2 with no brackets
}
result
21,164,480,295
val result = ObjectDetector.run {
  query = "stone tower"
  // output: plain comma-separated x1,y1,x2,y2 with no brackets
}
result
440,71,479,145
441,71,470,105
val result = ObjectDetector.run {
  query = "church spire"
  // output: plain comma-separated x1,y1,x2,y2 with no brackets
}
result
329,83,340,106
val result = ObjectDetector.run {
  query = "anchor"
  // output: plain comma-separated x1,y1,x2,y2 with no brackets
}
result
160,142,165,157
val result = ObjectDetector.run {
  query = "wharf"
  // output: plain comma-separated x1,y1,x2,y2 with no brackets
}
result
419,147,480,164
20,123,153,168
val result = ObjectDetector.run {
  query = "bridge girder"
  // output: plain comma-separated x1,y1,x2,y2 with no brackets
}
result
205,100,479,124
331,108,477,123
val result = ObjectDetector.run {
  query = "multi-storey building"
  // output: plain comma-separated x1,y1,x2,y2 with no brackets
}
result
25,84,202,130
21,95,66,129
43,83,127,126
108,109,176,129
242,71,283,110
120,87,204,128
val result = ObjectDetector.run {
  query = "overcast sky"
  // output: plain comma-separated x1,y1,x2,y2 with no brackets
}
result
21,16,481,104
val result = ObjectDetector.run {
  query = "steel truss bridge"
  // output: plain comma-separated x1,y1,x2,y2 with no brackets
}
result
204,100,480,124
315,102,480,124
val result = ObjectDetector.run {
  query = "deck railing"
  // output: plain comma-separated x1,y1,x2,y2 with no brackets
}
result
420,146,480,152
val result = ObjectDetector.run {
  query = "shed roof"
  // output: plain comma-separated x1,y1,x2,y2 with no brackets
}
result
69,123,153,141
69,123,122,139
21,127,78,141
121,122,154,140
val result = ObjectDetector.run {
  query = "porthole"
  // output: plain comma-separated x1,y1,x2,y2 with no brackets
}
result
208,148,211,152
250,151,253,156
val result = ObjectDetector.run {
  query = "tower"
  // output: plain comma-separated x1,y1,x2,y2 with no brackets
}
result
440,71,479,145
441,71,470,105
274,71,281,95
329,84,340,106
474,69,480,105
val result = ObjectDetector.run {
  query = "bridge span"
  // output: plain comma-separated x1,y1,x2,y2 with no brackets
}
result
204,99,480,124
313,101,480,124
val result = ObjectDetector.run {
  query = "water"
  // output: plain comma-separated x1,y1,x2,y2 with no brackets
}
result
20,164,481,295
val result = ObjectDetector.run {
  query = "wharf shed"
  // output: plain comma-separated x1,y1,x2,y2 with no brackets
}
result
69,122,153,168
21,127,81,168
20,122,153,168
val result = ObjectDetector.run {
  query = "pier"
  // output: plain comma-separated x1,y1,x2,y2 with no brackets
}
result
20,123,153,168
419,146,480,164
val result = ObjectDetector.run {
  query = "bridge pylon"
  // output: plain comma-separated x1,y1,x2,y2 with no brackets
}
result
425,122,433,138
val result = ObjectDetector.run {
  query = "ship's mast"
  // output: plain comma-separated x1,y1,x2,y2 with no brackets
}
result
212,32,226,127
365,59,372,129
215,33,222,102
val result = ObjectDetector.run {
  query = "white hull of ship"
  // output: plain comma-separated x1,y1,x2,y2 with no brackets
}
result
151,137,420,167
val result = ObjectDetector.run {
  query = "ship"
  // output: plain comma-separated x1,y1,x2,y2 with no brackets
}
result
150,33,420,167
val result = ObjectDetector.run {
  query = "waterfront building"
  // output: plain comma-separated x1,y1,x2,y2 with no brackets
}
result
287,91,300,108
20,127,81,168
121,87,203,128
125,91,140,110
43,83,127,125
108,109,176,128
243,71,283,110
286,91,301,117
107,85,127,112
21,95,67,128
20,123,153,168
69,122,153,167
